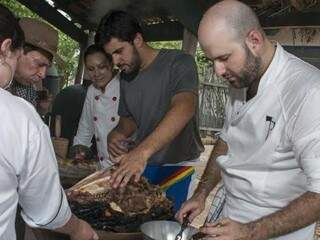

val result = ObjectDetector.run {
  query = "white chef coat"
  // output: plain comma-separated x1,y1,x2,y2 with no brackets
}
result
73,74,120,168
0,89,71,240
217,43,320,239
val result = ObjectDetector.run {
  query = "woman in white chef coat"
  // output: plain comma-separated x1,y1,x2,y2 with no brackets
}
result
71,44,120,168
0,4,98,240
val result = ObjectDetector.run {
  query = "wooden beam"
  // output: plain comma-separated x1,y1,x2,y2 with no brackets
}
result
143,22,184,41
163,0,202,36
17,0,88,44
51,0,91,29
182,28,198,56
284,46,320,59
261,12,320,28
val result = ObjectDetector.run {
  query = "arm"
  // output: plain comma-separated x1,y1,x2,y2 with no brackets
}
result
200,191,320,240
135,91,197,160
107,78,138,160
111,115,137,137
248,192,320,239
107,116,137,159
201,88,320,240
19,125,97,239
111,53,201,187
246,88,320,239
110,91,197,187
73,90,94,147
195,138,228,197
176,138,228,223
55,214,98,240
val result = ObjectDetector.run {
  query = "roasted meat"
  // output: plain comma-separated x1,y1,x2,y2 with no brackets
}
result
67,167,173,232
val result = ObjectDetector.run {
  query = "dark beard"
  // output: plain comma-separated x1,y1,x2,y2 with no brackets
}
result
120,67,139,82
237,45,261,88
120,46,141,82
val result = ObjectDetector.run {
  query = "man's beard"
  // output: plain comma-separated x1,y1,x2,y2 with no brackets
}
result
120,47,141,82
239,45,261,88
225,45,261,89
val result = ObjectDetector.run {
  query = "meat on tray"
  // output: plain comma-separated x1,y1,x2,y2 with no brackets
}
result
66,167,174,232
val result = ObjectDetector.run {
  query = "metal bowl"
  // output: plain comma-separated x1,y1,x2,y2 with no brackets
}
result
140,220,198,240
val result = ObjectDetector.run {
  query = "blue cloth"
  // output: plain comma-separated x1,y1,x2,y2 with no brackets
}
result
143,165,194,212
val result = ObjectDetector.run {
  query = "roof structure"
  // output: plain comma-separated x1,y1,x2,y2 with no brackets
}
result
16,0,320,45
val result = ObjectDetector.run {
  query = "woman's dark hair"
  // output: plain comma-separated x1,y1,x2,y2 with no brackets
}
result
95,10,143,46
0,4,24,50
84,44,112,64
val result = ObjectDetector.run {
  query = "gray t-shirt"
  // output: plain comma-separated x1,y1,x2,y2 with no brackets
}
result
119,49,204,165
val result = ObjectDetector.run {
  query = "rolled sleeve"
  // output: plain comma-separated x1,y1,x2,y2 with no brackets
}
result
19,125,72,229
294,132,320,193
169,53,199,96
292,88,320,193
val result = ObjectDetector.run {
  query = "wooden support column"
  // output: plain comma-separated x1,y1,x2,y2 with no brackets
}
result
74,43,85,84
74,31,95,84
182,28,198,56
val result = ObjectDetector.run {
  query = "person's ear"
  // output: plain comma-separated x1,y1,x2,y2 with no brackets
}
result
0,38,12,58
133,33,144,48
245,30,263,55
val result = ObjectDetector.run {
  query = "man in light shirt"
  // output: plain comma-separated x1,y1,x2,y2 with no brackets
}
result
177,1,320,239
0,90,98,240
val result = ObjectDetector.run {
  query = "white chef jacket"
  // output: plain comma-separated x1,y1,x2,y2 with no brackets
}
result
0,89,71,240
217,43,320,239
73,74,120,168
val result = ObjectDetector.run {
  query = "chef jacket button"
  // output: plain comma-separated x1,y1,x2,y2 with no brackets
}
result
93,116,98,121
100,157,104,161
95,96,99,100
112,96,117,101
96,137,100,142
111,117,116,122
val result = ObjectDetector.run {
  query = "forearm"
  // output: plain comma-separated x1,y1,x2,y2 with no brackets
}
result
135,92,196,158
114,116,137,137
195,138,228,198
248,191,320,239
55,214,79,235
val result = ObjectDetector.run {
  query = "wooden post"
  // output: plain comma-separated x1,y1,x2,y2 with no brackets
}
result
75,31,95,84
74,43,85,84
182,28,198,56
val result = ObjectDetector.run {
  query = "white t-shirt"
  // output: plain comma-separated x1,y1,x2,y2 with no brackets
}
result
218,43,320,239
0,89,71,240
73,74,120,168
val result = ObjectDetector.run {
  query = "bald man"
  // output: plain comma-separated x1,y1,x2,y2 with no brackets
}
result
176,1,320,239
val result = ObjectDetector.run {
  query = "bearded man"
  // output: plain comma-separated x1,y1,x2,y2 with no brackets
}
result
177,1,320,240
95,10,204,212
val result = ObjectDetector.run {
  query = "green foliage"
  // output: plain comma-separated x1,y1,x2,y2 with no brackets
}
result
149,40,210,83
149,41,182,50
0,0,79,87
195,48,211,83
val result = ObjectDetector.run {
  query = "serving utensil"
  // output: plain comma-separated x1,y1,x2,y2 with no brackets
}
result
140,220,198,240
174,215,189,240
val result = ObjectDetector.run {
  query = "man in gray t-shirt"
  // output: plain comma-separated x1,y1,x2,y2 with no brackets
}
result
96,10,204,211
119,49,203,165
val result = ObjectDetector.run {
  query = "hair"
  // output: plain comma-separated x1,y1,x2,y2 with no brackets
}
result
23,43,53,61
84,44,112,64
0,4,24,50
95,10,143,46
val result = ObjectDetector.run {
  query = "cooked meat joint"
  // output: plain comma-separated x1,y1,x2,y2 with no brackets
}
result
67,167,173,232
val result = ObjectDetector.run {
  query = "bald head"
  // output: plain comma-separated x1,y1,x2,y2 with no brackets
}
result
199,0,263,44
